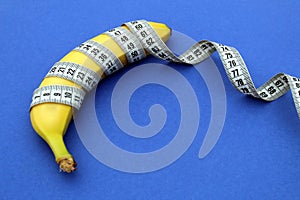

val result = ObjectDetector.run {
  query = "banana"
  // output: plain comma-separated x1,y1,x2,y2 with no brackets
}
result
30,21,171,173
31,19,300,173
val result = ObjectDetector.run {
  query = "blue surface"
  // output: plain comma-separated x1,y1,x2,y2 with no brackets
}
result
1,0,300,199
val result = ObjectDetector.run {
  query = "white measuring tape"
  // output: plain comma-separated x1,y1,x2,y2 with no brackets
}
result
30,19,300,117
74,40,123,76
125,20,300,117
30,85,85,110
46,62,100,92
104,27,147,63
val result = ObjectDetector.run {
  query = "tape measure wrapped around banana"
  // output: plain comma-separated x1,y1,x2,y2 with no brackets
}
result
30,20,300,173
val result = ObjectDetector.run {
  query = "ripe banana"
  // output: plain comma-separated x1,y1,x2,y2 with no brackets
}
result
30,19,300,173
30,20,171,173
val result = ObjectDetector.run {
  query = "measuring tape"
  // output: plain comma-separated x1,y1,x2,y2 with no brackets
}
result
104,27,147,63
31,85,85,110
45,62,100,92
30,19,300,117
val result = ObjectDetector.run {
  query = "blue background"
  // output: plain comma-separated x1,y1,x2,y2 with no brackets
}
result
1,0,300,199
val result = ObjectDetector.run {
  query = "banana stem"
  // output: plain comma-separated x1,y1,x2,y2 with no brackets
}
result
45,134,76,173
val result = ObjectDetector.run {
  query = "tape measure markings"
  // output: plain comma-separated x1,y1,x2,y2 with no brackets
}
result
180,41,215,64
217,46,259,96
74,40,123,76
30,85,85,110
46,62,100,92
289,77,300,114
125,20,182,62
104,27,146,64
256,74,288,101
30,19,300,117
126,20,300,116
127,20,260,96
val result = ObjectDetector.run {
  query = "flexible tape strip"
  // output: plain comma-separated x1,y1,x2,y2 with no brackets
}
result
74,40,123,76
289,76,300,112
125,20,300,117
45,62,100,92
30,19,300,116
30,85,85,110
104,27,146,63
125,20,182,62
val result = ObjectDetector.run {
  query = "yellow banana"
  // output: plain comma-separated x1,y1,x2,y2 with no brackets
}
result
30,21,171,173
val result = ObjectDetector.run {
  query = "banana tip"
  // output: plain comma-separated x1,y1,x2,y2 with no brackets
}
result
58,157,77,173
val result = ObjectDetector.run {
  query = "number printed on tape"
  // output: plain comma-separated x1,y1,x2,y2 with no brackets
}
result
31,85,85,110
30,20,300,118
105,27,146,63
74,40,123,75
46,62,100,92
